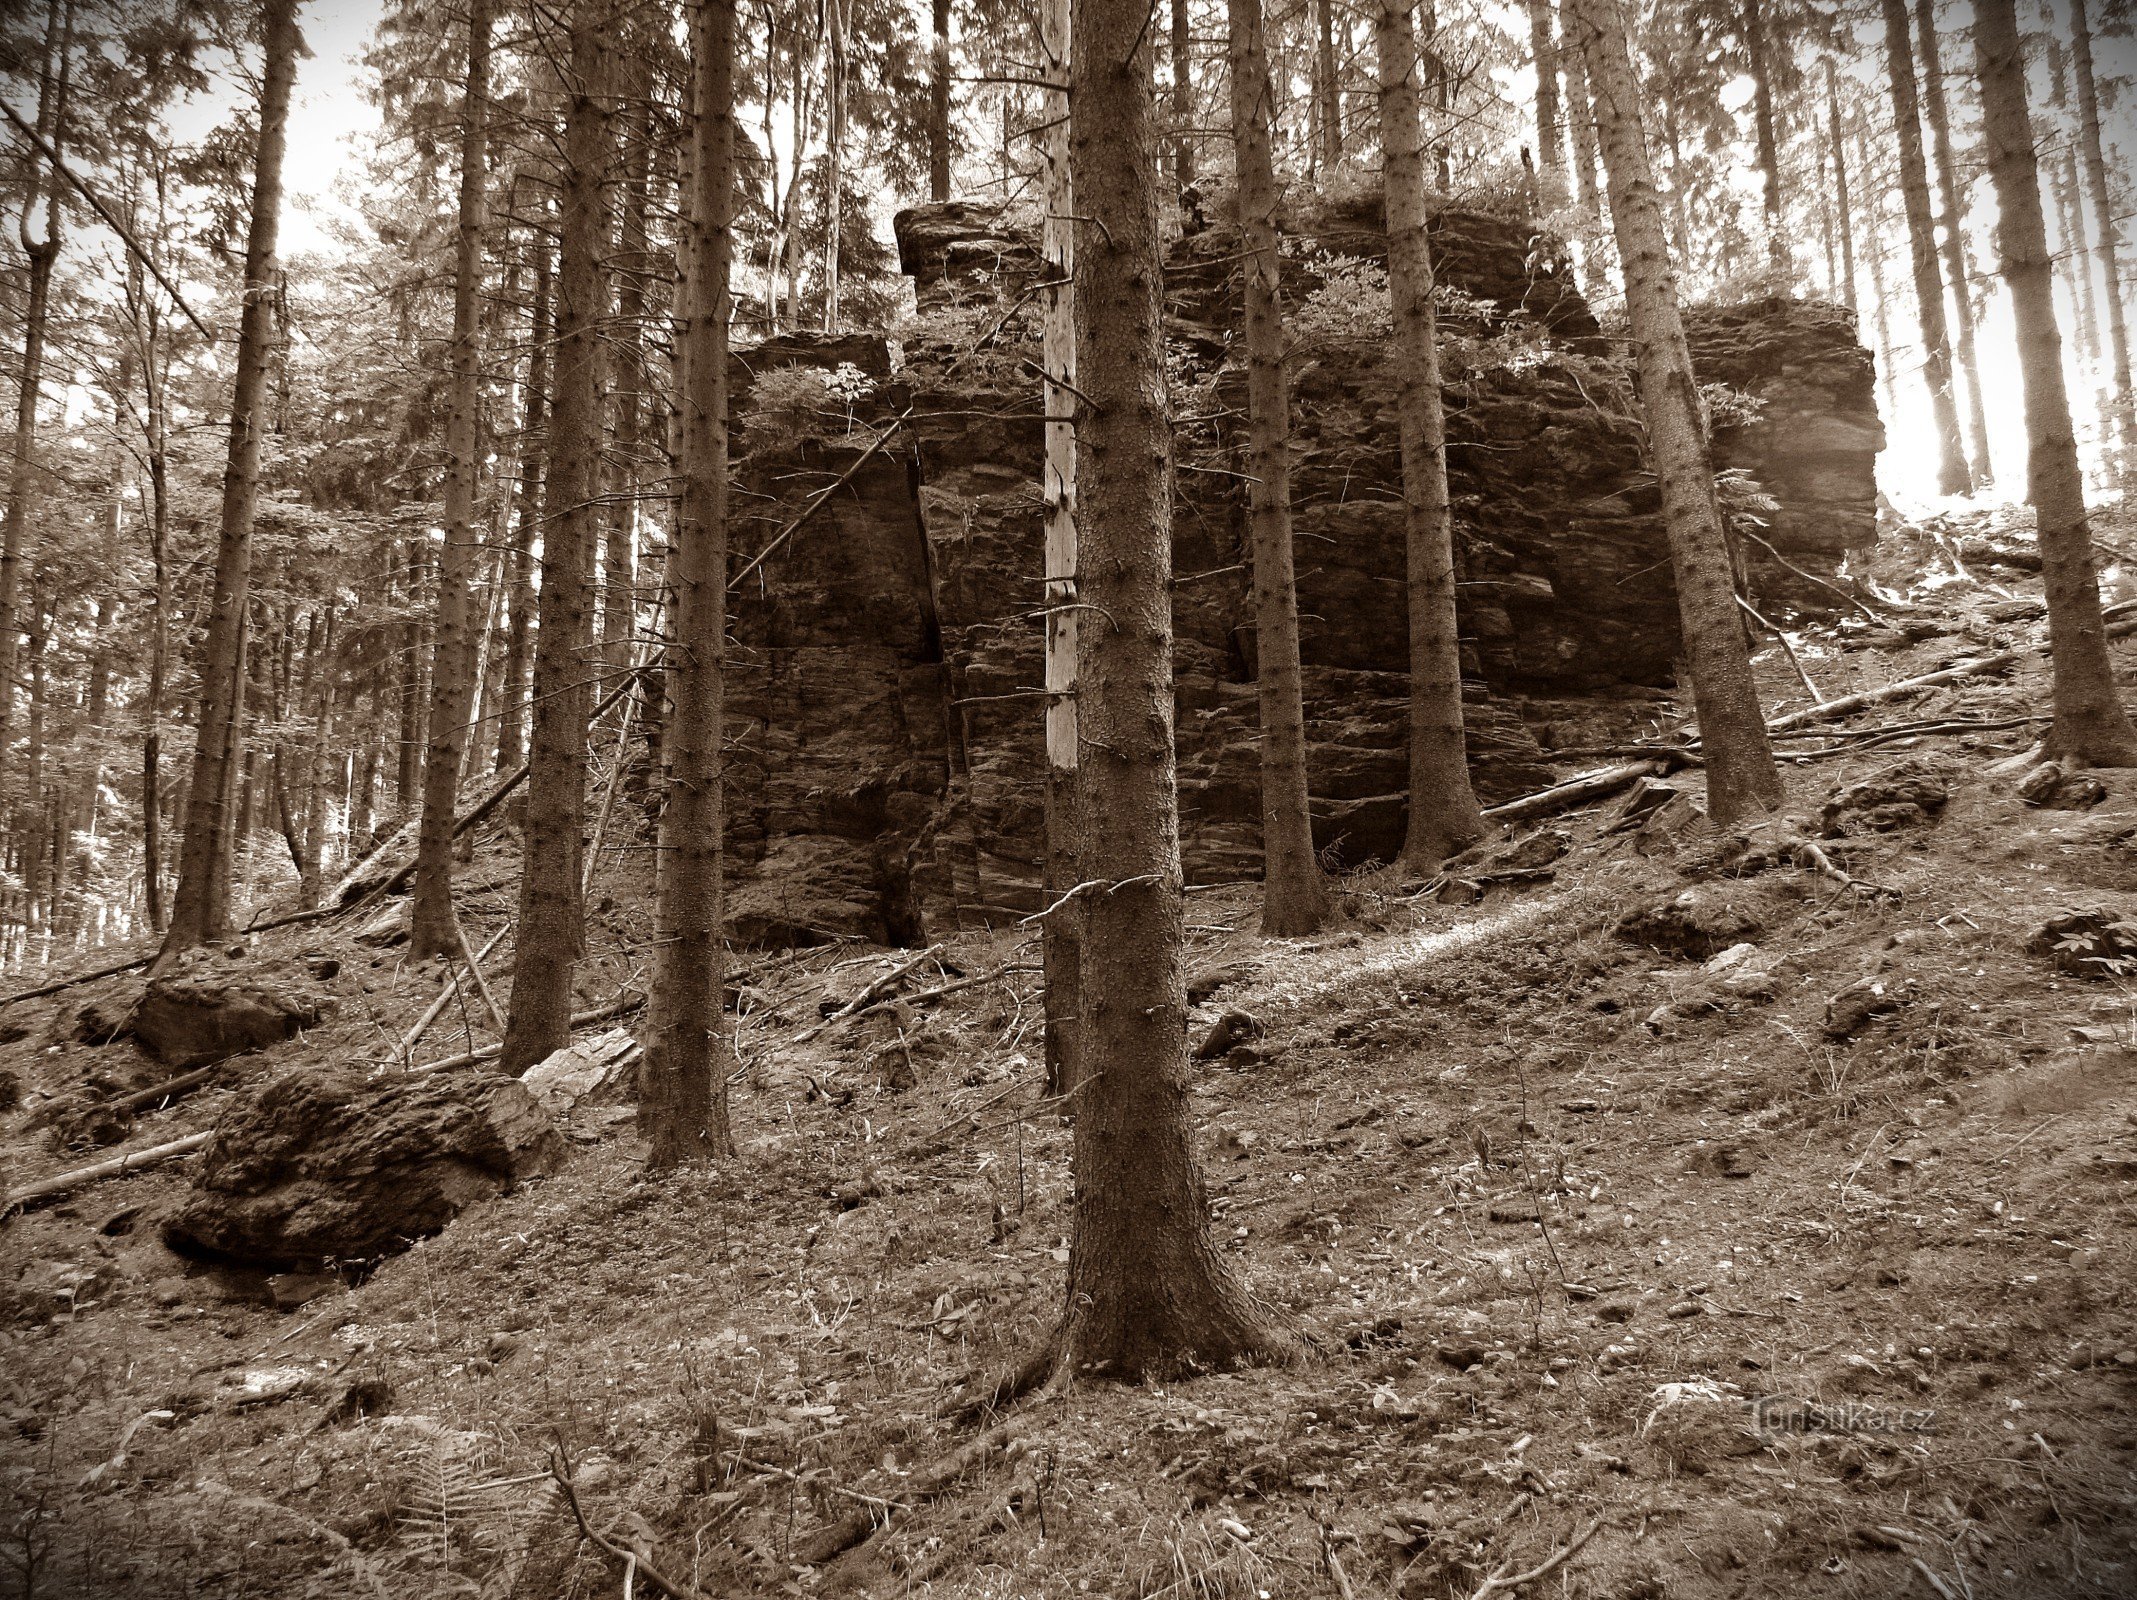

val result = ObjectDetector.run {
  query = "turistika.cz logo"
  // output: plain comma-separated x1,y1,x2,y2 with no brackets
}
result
1749,1396,1939,1435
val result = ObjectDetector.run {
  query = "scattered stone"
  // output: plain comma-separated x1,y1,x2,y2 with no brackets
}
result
834,1175,883,1210
1703,942,1759,974
1605,778,1686,835
323,1377,394,1426
1186,961,1258,1004
1498,828,1572,871
266,1272,340,1311
2027,910,2137,978
1221,1043,1267,1070
1615,887,1762,960
164,1065,564,1270
1825,977,1904,1040
1194,1009,1263,1060
1596,1299,1637,1324
2018,761,2069,807
2015,761,2109,810
522,1028,639,1116
131,954,333,1068
1632,791,1706,856
1818,761,1950,837
1665,1300,1705,1319
1435,1338,1489,1372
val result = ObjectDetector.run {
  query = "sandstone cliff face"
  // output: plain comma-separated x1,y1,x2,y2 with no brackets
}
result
707,200,1884,942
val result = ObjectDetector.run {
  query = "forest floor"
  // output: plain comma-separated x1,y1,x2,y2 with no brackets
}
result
4,505,2137,1600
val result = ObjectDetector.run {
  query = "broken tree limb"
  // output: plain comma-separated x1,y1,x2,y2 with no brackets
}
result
455,920,508,1034
728,407,915,594
1766,601,2137,735
790,945,946,1048
1480,761,1671,825
1464,1518,1605,1600
396,925,510,1063
109,1065,220,1117
3,1131,212,1215
793,1420,1027,1567
550,1445,710,1600
414,993,645,1073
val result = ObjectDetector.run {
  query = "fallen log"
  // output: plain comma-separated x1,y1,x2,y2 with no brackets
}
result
397,925,511,1062
3,1131,211,1215
1480,760,1670,825
110,1065,220,1117
414,993,646,1073
0,952,155,1011
1767,601,2137,735
790,945,946,1049
793,1420,1026,1566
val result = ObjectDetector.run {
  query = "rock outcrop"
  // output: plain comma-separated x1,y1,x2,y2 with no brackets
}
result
164,1066,564,1270
707,195,1883,940
131,955,333,1068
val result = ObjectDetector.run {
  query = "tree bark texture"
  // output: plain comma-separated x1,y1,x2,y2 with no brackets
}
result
1913,0,1992,485
1973,0,2137,763
641,0,738,1166
1879,0,1972,496
501,7,610,1076
1376,0,1485,870
1230,0,1331,933
1568,0,1784,826
1062,0,1286,1378
163,0,298,954
412,0,493,960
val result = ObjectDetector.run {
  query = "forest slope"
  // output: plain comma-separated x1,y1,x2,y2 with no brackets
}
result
2,508,2135,1599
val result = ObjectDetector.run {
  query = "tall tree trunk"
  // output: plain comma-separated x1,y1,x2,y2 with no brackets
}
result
1974,0,2137,763
929,0,952,200
497,235,553,774
1563,30,1600,221
2069,0,2137,467
1568,0,1783,826
1061,0,1285,1379
1039,0,1082,1097
1525,0,1566,210
0,0,71,822
642,0,738,1168
1825,60,1858,312
412,0,493,960
1376,0,1484,870
1858,129,1902,415
823,0,847,331
1741,0,1786,274
1230,0,1330,932
1169,0,1195,198
1914,0,1992,485
603,78,650,680
162,0,298,956
142,360,171,934
1879,0,1972,497
395,543,425,810
1314,0,1341,173
2044,40,2105,388
298,606,335,906
500,4,609,1077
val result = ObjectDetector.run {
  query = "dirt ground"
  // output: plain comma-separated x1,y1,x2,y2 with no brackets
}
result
3,505,2136,1600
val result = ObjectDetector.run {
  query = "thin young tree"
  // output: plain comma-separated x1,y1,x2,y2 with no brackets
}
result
1525,0,1567,209
410,0,494,961
1038,0,1082,1096
1879,0,1971,496
1375,0,1484,870
0,0,73,821
2067,0,2137,465
1740,0,1787,275
496,231,553,775
499,7,610,1076
1823,59,1857,312
641,0,738,1167
1972,0,2137,764
1913,0,1991,485
1314,0,1341,172
1170,0,1195,198
1566,0,1783,825
1230,0,1331,932
1060,0,1288,1377
162,0,301,954
928,0,952,199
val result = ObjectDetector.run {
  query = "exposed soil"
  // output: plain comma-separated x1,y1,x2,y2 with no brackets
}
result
3,507,2135,1600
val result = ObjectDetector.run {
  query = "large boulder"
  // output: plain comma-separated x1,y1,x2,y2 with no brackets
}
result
164,1065,565,1270
131,955,333,1067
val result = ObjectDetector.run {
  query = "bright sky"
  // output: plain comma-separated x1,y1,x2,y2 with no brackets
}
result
284,0,387,256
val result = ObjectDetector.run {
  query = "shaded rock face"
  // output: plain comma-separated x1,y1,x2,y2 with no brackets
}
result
164,1066,564,1270
720,198,1882,939
131,956,333,1068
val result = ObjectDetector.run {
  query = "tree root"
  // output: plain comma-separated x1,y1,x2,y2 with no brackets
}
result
792,1420,1027,1568
550,1441,712,1600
